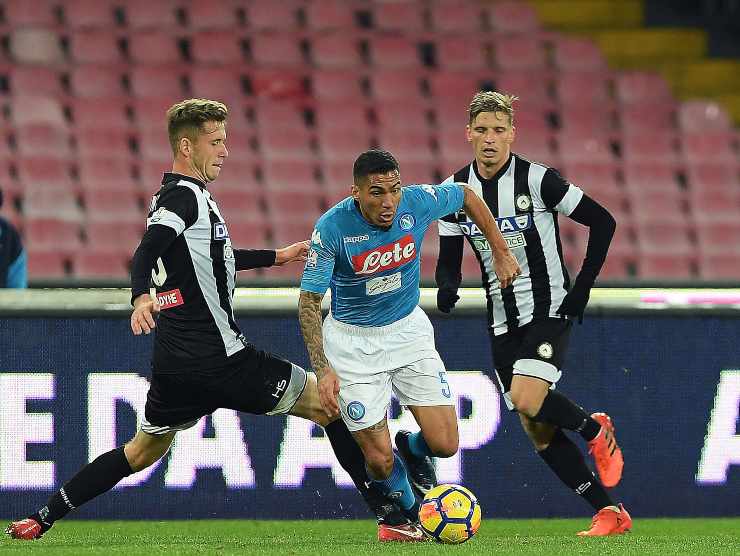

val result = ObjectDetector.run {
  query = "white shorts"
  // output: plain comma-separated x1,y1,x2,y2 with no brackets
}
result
323,306,455,432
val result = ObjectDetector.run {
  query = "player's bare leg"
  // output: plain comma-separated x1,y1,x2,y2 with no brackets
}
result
289,374,414,538
396,405,458,497
6,431,175,540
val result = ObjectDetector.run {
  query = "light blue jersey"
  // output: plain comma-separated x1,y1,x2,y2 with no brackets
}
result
301,184,465,326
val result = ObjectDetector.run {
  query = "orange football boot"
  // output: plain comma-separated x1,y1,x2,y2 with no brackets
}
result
588,412,624,488
578,503,632,536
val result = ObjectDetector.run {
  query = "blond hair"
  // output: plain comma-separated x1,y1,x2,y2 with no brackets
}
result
468,91,518,125
166,99,228,155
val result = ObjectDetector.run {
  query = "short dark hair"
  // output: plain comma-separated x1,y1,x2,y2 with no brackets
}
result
352,149,399,185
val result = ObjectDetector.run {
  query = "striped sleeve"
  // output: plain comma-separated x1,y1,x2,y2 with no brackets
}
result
530,166,583,216
148,186,198,235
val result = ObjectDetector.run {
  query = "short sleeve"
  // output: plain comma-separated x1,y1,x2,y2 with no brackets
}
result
148,186,198,235
300,221,338,294
532,167,584,216
410,183,465,222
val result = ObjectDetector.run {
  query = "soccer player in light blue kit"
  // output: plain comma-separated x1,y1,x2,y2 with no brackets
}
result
299,150,519,541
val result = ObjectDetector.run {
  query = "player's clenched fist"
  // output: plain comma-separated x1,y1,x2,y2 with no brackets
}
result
494,250,521,289
317,369,341,419
131,294,160,335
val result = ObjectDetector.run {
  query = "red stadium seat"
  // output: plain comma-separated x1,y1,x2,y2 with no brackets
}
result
614,72,673,105
61,0,117,29
623,161,680,190
255,100,309,130
77,128,134,159
129,66,187,98
695,220,740,254
137,129,174,161
69,30,124,64
9,29,65,65
428,72,485,102
494,37,546,71
70,98,131,130
429,1,487,34
189,67,248,103
128,32,183,64
14,124,73,157
376,129,434,164
619,103,676,134
318,128,373,162
304,0,357,31
552,38,608,72
10,67,64,97
561,162,619,191
85,221,143,253
368,70,424,102
513,134,555,165
10,96,67,128
212,189,265,223
262,160,321,191
687,163,739,191
438,129,472,163
557,71,613,107
311,70,364,100
436,37,488,71
139,158,172,188
23,187,83,221
688,188,740,220
680,132,737,165
250,34,304,67
3,0,57,26
227,221,270,246
268,219,317,246
73,250,130,279
27,250,69,279
83,188,142,217
245,0,301,31
488,2,540,34
495,71,553,107
262,261,304,282
697,253,740,280
266,190,325,223
628,188,686,225
185,2,242,30
24,218,83,252
373,2,425,34
621,132,678,164
374,102,430,132
635,221,693,256
122,0,180,30
559,106,617,138
190,31,246,64
131,97,177,130
368,37,421,69
637,253,695,279
557,134,614,165
310,33,363,69
16,157,76,189
259,127,314,162
678,100,732,131
398,161,439,185
249,69,307,99
78,157,138,190
69,65,127,98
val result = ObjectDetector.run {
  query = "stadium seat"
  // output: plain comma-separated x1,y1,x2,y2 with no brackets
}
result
82,189,142,220
513,133,555,165
61,0,117,29
3,0,57,27
259,127,314,162
427,72,485,102
320,161,353,194
397,161,439,185
121,0,180,30
310,69,364,100
137,129,175,161
9,28,65,65
552,38,608,72
614,72,673,105
14,124,73,157
263,260,304,281
637,253,695,279
268,219,317,246
687,163,739,191
262,160,320,191
373,2,425,34
69,30,125,64
677,100,732,130
304,0,358,31
494,71,553,107
562,162,620,191
127,32,183,64
635,221,693,257
10,67,64,97
628,189,686,225
73,250,130,279
226,221,269,246
27,250,69,279
250,34,305,67
429,1,487,34
623,161,680,190
619,104,676,134
69,65,127,98
76,128,134,159
190,31,246,64
557,71,613,107
620,132,678,164
249,69,307,100
23,187,83,221
368,69,424,101
697,253,740,280
461,252,482,280
185,2,243,30
374,102,430,132
487,1,540,34
435,37,488,71
129,66,187,98
70,98,131,130
24,218,83,252
557,134,614,165
245,0,301,31
189,67,248,104
680,132,737,165
132,97,178,130
255,100,309,130
376,128,434,163
85,221,143,254
310,33,364,69
10,96,67,128
559,105,617,138
494,37,546,71
318,128,373,162
368,36,421,69
437,129,472,163
688,188,740,220
214,160,261,194
16,157,75,189
78,157,138,190
139,158,173,188
694,220,740,255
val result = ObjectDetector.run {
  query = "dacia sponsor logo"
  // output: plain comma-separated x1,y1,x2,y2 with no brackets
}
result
460,215,532,236
212,222,229,240
343,234,369,244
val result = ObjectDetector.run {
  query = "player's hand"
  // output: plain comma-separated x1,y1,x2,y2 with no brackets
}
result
437,289,460,313
493,251,521,289
274,241,310,266
131,294,160,335
556,280,592,324
317,368,340,419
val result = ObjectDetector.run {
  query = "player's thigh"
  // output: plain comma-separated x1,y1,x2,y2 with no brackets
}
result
351,417,394,476
519,413,556,451
407,404,459,457
124,429,176,471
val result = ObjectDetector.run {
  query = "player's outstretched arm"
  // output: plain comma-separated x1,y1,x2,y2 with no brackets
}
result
274,240,310,266
298,290,340,419
460,186,521,288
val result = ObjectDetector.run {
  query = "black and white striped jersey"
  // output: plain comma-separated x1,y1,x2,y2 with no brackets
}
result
146,173,245,369
439,154,583,336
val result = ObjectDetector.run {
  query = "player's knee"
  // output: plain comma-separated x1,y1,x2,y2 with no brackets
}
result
125,439,170,472
425,432,459,458
510,391,541,419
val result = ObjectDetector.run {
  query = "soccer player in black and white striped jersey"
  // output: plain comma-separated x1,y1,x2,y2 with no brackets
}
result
435,91,632,536
6,99,419,542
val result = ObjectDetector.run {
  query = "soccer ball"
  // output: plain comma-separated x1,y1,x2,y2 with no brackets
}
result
418,484,482,544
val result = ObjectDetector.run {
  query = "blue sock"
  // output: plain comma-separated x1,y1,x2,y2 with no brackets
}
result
408,431,435,458
371,454,416,511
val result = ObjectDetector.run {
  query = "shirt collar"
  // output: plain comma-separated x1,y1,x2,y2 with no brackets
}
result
162,172,207,189
472,152,513,184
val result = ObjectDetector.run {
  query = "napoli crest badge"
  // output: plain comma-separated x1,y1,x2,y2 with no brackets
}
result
347,401,366,421
399,213,415,230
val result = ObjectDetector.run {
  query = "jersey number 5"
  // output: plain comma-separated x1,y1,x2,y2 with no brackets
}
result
152,258,167,286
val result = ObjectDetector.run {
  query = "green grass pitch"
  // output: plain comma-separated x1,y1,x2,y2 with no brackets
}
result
1,518,738,555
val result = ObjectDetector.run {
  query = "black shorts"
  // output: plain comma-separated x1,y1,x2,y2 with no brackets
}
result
142,345,307,434
489,317,572,410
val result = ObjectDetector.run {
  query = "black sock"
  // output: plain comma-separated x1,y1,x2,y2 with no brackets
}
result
538,429,614,511
324,419,397,520
532,390,601,442
33,446,133,530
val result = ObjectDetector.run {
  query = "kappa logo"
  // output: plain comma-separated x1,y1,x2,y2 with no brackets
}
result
311,229,323,248
351,234,416,275
343,234,370,244
420,184,438,200
347,401,365,421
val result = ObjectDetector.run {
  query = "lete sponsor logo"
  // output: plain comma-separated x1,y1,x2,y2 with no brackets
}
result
156,288,184,310
351,234,416,275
